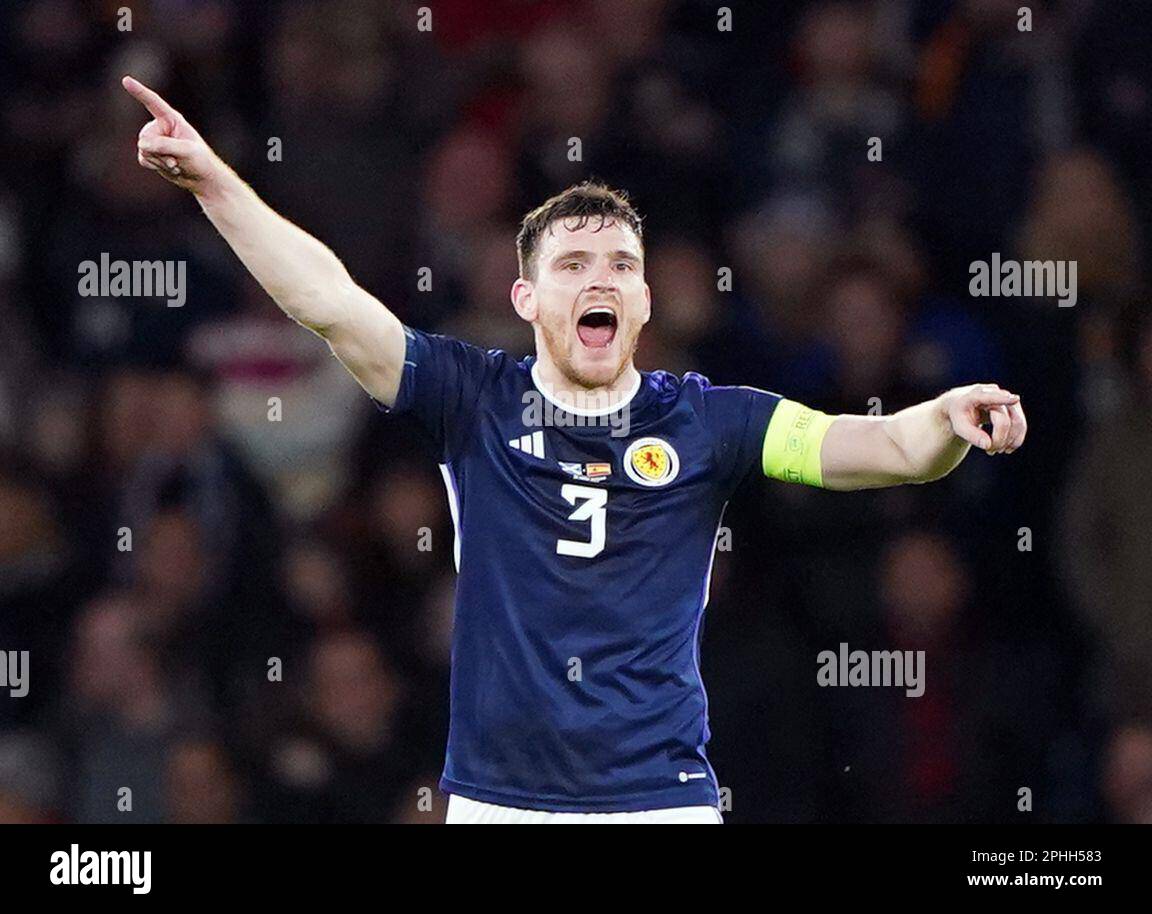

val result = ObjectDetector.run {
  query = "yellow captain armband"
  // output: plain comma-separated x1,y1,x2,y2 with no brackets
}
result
761,399,836,488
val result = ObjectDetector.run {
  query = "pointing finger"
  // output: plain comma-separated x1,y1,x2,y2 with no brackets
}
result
968,387,1020,408
122,75,178,124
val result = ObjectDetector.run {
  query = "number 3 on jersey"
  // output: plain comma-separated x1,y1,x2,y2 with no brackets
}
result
556,484,607,558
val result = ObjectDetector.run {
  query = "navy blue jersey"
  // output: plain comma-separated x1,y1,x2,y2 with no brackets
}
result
384,327,782,812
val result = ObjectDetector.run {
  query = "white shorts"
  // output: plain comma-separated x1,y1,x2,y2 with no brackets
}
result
446,794,723,824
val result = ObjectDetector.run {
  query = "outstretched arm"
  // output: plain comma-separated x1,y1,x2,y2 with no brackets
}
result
122,76,406,406
821,384,1027,490
761,385,1027,491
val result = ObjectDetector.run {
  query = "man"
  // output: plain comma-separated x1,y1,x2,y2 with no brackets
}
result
123,76,1027,823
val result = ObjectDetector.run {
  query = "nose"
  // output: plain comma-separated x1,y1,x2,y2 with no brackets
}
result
584,273,619,295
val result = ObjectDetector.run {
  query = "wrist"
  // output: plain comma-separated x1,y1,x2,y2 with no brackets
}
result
192,155,237,205
935,390,969,447
931,390,949,424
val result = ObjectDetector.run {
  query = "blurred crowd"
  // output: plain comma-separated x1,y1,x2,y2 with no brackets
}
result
0,0,1150,823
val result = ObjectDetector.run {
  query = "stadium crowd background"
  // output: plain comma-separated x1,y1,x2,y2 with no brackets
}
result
1,0,1150,824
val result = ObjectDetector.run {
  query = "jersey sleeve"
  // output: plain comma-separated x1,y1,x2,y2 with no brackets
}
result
700,383,784,493
378,326,504,461
702,382,836,491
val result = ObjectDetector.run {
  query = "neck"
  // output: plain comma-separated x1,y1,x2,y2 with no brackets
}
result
533,352,641,413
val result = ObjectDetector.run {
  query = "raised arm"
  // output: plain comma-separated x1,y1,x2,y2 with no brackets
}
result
122,76,406,406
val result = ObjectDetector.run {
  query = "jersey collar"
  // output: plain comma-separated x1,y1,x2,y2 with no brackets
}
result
529,360,643,418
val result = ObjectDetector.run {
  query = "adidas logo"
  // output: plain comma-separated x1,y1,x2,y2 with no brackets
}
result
508,430,545,459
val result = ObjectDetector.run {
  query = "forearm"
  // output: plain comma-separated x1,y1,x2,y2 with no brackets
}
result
817,404,969,491
763,385,1025,491
881,395,971,483
195,163,355,336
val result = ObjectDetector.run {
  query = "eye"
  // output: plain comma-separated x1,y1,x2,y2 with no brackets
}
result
614,261,634,271
563,261,583,272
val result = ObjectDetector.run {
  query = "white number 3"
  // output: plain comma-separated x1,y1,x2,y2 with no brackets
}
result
556,484,607,558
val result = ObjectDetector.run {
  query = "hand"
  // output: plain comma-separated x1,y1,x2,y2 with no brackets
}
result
122,75,222,194
943,384,1028,455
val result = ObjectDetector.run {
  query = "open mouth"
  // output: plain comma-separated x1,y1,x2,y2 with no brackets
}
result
576,306,618,349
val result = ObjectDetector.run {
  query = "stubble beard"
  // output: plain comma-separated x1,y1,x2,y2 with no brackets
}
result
538,315,641,393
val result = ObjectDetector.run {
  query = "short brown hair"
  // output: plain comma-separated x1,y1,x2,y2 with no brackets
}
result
516,180,644,280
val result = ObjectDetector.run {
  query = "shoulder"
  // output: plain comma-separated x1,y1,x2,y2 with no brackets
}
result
405,326,524,381
642,369,780,416
641,369,713,406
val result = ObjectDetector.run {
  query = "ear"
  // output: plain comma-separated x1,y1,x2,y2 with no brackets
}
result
642,282,652,325
511,277,536,322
